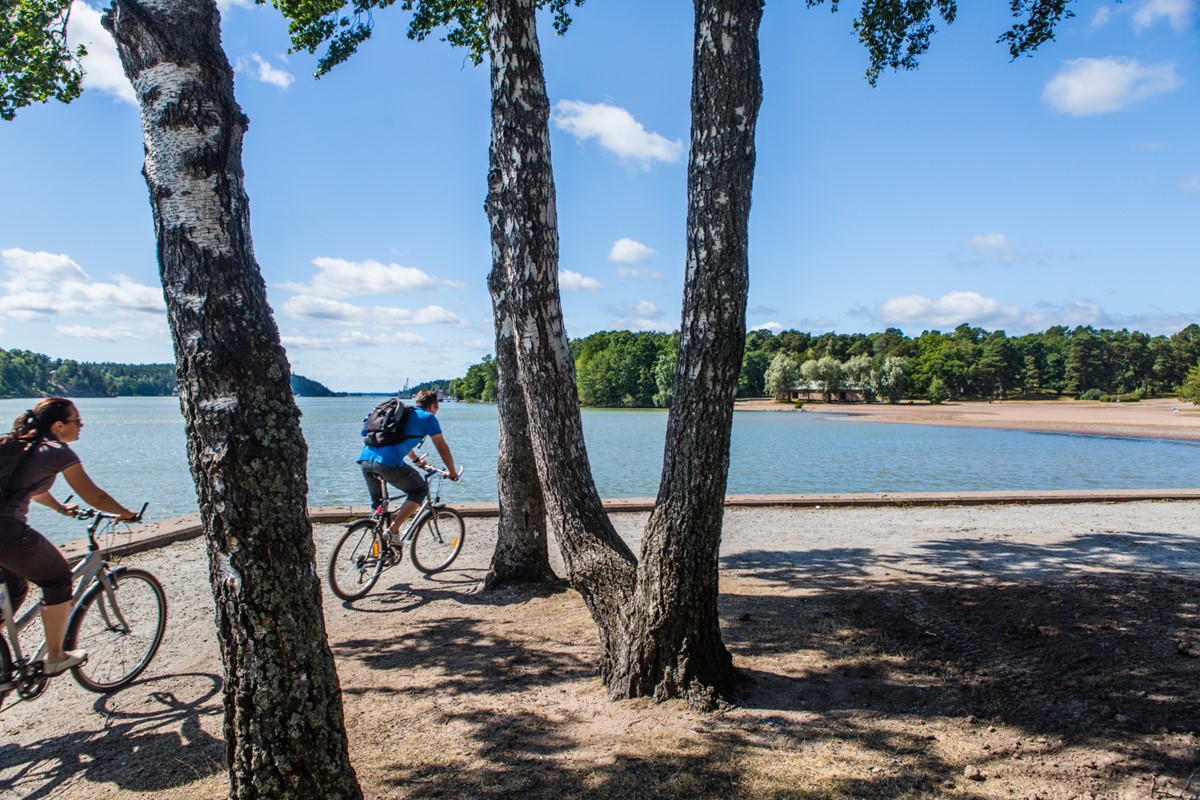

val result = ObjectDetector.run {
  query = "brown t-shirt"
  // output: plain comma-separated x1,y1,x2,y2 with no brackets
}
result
0,438,80,520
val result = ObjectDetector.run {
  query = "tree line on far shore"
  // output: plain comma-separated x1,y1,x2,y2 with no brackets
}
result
0,347,339,399
451,323,1200,406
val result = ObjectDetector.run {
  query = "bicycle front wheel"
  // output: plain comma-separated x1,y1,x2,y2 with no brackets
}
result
410,507,465,575
329,520,384,600
67,568,167,693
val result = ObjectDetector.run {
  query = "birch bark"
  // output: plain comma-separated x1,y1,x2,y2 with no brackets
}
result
612,0,763,706
103,1,361,795
484,0,637,679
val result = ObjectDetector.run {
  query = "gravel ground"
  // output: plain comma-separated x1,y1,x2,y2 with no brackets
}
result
1,501,1198,799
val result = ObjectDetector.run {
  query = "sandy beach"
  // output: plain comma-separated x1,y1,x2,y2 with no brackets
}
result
2,501,1198,799
737,396,1200,441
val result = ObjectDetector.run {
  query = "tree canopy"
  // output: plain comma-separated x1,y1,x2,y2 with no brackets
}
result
0,0,84,120
269,0,583,75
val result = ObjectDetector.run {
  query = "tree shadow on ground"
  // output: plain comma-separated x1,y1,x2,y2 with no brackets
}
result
0,673,223,799
327,525,1199,798
337,568,571,615
712,529,1200,789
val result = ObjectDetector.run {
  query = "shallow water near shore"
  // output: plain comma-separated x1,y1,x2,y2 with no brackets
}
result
4,396,1198,544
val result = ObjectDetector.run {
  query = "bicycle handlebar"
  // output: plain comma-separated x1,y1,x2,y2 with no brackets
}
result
66,496,149,524
413,455,462,482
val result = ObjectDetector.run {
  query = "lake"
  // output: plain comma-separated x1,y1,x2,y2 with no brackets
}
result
4,396,1198,544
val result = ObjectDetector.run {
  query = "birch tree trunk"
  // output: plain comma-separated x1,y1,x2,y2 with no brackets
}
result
481,284,556,588
611,0,763,708
484,0,636,678
102,2,361,796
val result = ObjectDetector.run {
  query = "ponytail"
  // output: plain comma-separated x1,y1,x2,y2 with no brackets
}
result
10,397,74,441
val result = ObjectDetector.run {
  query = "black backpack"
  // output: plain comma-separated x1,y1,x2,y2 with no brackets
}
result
361,398,413,447
0,434,38,505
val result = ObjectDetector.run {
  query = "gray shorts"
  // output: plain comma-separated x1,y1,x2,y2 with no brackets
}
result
359,461,428,509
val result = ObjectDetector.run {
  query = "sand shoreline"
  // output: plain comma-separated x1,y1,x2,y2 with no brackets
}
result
736,396,1200,441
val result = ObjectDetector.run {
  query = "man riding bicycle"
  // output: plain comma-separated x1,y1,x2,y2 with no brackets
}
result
357,390,458,541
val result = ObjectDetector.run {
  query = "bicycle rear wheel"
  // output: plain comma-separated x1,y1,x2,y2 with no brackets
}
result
67,568,167,693
329,520,384,600
410,507,465,575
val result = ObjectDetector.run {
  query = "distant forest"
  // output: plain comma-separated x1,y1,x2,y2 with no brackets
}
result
451,323,1200,407
0,348,338,399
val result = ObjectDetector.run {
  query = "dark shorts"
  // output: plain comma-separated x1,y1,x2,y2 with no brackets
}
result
359,461,428,509
0,516,73,608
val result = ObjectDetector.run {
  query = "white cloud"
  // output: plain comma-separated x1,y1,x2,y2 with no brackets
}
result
281,257,441,299
953,232,1047,266
1182,173,1200,195
626,318,675,332
1043,57,1182,115
873,292,1199,336
283,295,467,326
965,232,1018,263
56,319,168,341
0,247,164,320
751,321,783,332
559,269,602,292
1,248,88,289
1090,6,1113,27
616,266,664,281
875,291,1024,329
608,300,661,318
553,100,684,168
67,2,136,106
607,301,673,331
633,300,660,318
216,0,255,10
1132,0,1195,31
282,330,429,350
246,54,294,90
609,238,657,264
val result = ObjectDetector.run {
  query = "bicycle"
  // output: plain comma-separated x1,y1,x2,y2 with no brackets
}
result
0,501,167,708
328,462,466,601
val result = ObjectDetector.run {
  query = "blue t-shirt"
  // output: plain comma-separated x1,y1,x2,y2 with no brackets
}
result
357,407,442,468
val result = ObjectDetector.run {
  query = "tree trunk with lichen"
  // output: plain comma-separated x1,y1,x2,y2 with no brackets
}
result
484,0,636,678
102,1,361,796
485,0,762,707
481,288,557,589
610,0,763,708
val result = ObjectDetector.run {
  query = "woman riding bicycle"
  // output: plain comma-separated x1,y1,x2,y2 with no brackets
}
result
0,398,140,676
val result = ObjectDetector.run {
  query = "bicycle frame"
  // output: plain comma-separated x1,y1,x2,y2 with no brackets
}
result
4,549,106,670
370,464,451,540
1,505,143,690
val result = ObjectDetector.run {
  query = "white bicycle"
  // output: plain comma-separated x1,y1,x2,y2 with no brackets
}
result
0,501,166,707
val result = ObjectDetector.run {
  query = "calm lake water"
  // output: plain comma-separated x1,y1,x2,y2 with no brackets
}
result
4,396,1198,545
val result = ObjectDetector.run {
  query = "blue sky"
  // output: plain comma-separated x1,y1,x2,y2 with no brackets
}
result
1,0,1197,392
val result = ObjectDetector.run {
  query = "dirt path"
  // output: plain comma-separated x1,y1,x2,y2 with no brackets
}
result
2,502,1199,799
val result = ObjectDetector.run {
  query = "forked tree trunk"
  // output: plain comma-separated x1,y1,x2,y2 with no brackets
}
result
611,0,763,708
102,2,361,797
484,0,636,678
481,289,556,589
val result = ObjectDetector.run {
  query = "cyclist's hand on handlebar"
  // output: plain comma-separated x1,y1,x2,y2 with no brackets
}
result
58,502,79,517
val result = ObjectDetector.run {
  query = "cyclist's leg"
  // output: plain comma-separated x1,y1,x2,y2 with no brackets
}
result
359,461,385,511
369,463,428,534
0,565,29,614
0,519,77,665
